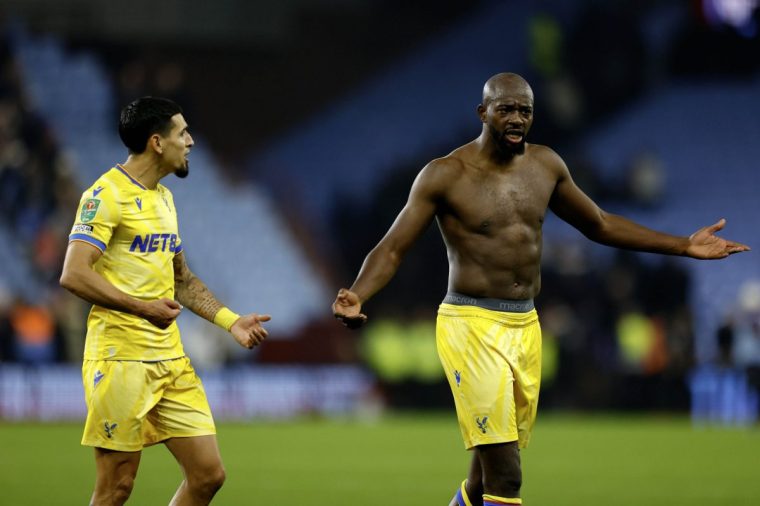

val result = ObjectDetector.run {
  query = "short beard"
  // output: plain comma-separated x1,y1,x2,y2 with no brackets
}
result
175,164,189,179
504,140,526,155
489,125,525,155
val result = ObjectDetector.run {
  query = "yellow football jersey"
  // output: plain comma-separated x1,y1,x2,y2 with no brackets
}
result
69,165,185,361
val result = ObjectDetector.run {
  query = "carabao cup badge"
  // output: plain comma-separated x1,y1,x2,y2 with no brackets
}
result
80,198,101,223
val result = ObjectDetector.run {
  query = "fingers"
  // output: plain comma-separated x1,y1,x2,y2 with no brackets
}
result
241,317,270,348
727,241,751,254
245,328,268,348
337,313,367,329
706,218,726,234
336,288,357,304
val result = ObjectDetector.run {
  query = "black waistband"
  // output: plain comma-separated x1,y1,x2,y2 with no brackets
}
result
442,291,535,313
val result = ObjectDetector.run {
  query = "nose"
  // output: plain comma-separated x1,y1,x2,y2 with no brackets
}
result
187,133,194,147
507,112,524,125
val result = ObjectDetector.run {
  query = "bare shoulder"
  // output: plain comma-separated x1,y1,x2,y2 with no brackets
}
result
527,143,569,176
415,147,469,189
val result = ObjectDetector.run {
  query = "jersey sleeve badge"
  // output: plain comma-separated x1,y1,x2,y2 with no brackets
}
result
80,198,102,223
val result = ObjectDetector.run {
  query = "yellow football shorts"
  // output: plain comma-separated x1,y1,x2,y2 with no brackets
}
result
437,300,541,450
81,356,216,451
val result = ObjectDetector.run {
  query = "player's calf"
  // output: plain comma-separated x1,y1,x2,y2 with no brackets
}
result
476,442,522,503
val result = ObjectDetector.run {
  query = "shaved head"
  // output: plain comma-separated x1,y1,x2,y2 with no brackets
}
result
477,72,535,156
482,73,533,107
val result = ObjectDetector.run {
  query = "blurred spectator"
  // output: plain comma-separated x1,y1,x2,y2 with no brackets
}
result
716,319,735,367
624,150,666,208
689,279,760,426
153,61,192,118
564,0,648,122
0,282,12,361
733,280,760,397
8,299,60,364
116,59,148,105
0,28,86,363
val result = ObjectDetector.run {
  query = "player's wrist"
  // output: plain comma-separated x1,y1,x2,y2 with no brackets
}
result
347,287,366,304
129,297,151,318
213,307,240,331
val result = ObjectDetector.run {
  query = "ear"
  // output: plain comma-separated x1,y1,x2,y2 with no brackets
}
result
477,103,486,122
148,134,163,155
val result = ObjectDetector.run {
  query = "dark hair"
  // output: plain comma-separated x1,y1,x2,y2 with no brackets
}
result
118,97,183,154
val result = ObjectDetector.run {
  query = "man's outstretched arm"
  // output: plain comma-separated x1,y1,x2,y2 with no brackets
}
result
547,151,750,258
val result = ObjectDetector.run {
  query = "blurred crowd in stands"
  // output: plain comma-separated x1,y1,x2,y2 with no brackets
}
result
0,32,89,365
1,1,759,416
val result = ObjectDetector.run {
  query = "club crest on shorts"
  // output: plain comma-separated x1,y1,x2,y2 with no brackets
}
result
104,421,118,439
454,369,461,386
476,416,489,434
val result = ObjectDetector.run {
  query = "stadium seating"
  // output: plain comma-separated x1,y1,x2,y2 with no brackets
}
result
9,23,330,337
581,81,760,362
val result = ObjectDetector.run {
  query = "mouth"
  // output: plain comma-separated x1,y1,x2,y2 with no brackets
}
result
505,129,524,144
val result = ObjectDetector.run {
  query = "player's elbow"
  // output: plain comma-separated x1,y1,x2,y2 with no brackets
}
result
59,268,81,294
579,211,611,243
59,271,74,292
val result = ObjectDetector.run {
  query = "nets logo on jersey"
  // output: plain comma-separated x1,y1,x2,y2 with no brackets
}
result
129,233,178,253
80,198,101,223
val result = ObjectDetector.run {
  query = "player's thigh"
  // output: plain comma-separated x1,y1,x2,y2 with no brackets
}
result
145,358,216,444
94,447,142,483
512,318,542,447
164,434,223,477
82,360,162,451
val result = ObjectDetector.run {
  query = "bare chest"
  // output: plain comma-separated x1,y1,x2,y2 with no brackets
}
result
443,166,555,232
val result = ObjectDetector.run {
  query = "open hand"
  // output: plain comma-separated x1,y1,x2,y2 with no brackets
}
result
231,313,272,349
332,288,367,329
687,219,750,259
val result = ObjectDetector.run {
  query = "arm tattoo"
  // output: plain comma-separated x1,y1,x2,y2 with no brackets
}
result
173,253,224,322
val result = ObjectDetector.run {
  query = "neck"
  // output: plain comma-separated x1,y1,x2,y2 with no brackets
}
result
118,156,167,189
476,132,522,164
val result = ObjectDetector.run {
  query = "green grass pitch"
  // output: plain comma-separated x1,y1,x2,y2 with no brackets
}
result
1,414,758,505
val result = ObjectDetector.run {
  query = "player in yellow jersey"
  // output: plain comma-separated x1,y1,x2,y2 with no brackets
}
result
60,97,271,506
332,73,750,505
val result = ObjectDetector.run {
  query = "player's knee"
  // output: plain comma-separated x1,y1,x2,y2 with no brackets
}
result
486,472,522,497
207,466,226,491
189,464,226,496
110,474,136,503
